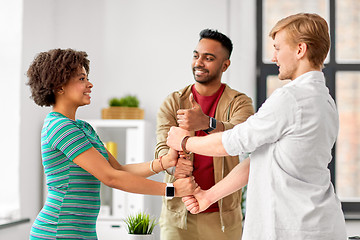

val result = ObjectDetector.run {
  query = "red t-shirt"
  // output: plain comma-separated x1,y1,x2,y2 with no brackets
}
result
191,84,225,213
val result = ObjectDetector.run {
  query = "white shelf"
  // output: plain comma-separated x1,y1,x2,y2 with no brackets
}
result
86,119,147,239
87,119,146,165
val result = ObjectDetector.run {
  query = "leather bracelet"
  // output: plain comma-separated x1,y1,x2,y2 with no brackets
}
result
149,159,158,174
181,136,191,155
159,155,165,171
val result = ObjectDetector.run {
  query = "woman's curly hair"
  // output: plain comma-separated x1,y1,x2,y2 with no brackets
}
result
26,48,90,107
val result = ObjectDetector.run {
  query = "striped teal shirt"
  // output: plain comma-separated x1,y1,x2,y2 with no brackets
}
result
30,112,108,240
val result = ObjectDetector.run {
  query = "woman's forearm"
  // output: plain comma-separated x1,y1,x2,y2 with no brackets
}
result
108,150,171,178
107,170,166,195
106,168,196,197
74,148,196,197
119,160,163,177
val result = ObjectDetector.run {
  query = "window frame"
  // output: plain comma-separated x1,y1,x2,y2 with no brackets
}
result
256,0,360,218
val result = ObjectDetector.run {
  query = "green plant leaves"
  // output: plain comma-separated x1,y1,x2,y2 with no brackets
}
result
109,95,139,107
123,212,157,235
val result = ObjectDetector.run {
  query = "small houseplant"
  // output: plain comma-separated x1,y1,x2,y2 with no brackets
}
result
109,95,139,108
123,212,157,239
101,95,144,119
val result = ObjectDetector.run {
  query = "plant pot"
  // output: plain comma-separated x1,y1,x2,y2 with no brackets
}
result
127,234,154,240
101,107,144,119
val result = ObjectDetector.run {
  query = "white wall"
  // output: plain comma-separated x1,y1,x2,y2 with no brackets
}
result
0,0,22,220
15,0,57,239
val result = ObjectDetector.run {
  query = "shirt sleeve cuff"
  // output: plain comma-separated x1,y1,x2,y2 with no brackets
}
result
222,129,239,156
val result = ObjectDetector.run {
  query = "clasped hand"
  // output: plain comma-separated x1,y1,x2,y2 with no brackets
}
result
182,188,212,214
172,152,212,214
168,94,213,212
174,151,193,179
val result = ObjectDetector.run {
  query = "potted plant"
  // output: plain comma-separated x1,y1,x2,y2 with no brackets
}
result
101,95,144,119
123,212,157,239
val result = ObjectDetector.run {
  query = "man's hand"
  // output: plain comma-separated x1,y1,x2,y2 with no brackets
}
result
173,176,198,197
174,152,193,179
177,94,209,131
167,127,190,151
182,188,212,214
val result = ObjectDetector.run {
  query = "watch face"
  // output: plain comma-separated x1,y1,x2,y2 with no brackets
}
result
209,118,216,131
166,186,175,197
210,117,216,129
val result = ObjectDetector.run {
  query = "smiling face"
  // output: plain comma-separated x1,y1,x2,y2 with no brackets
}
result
271,29,300,81
60,66,93,107
191,38,230,85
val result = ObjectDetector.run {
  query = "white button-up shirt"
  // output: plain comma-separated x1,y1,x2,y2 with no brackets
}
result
223,71,347,240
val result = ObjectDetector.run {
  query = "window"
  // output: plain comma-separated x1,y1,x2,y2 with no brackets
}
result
256,0,360,217
0,0,23,219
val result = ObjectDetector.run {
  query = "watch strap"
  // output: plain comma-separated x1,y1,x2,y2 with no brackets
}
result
204,117,216,134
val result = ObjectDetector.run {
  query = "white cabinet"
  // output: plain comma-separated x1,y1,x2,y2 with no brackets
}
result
86,119,148,240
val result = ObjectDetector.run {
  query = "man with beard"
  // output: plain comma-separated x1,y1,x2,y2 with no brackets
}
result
155,29,254,239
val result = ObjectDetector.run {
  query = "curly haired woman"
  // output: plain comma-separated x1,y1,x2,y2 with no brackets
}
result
27,48,197,240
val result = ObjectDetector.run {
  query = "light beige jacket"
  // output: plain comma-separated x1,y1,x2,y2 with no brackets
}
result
155,84,254,231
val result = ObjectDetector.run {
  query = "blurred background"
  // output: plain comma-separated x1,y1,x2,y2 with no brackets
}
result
0,0,359,239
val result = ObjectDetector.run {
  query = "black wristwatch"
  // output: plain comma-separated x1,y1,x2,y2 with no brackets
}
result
165,183,175,199
204,117,217,134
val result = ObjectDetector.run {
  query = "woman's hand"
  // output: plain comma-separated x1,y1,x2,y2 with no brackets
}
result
162,148,179,169
182,188,212,214
173,176,198,197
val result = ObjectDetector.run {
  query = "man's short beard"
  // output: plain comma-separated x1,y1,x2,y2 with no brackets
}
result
193,71,217,85
194,76,215,85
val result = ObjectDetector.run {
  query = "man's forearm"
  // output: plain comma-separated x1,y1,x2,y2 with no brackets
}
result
185,132,228,157
205,158,250,204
